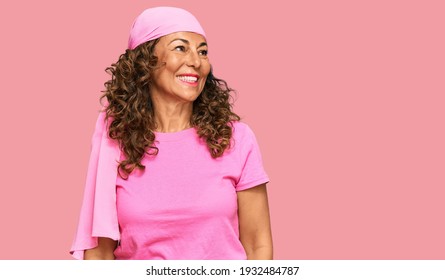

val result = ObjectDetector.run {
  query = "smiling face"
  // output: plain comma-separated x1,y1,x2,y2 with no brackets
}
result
150,31,211,104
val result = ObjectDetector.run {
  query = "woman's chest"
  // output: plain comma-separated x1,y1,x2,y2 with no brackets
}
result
116,141,242,225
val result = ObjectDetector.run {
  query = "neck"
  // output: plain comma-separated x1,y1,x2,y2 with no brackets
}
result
152,101,193,133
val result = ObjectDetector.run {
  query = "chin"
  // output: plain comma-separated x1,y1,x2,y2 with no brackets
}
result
178,91,202,102
183,95,200,103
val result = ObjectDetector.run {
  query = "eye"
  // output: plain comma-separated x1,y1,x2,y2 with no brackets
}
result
199,49,208,56
174,45,186,52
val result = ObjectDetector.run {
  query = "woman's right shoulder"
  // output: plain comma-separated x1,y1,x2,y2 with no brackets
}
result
92,109,107,131
91,109,114,142
90,110,120,153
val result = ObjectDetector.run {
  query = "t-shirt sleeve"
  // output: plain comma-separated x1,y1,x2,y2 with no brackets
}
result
235,123,270,191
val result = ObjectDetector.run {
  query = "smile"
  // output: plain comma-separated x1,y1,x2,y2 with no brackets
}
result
177,75,198,82
176,74,199,86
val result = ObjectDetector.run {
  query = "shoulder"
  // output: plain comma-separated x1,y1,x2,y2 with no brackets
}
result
230,121,254,138
229,121,258,148
231,121,254,134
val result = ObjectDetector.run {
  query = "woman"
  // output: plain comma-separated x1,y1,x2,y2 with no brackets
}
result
70,6,272,260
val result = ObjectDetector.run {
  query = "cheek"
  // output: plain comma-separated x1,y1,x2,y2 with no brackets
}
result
202,61,211,78
165,55,183,70
157,53,180,71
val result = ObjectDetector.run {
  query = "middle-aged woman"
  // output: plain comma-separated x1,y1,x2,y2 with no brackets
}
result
70,6,272,260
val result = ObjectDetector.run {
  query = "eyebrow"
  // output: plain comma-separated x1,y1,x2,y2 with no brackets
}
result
168,38,207,48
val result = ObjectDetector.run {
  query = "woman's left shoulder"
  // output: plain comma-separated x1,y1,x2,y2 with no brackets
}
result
230,120,250,132
229,121,257,141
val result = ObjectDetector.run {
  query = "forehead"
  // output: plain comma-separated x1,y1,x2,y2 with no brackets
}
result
159,31,207,45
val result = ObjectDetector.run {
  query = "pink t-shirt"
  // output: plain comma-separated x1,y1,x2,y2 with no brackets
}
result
113,122,269,259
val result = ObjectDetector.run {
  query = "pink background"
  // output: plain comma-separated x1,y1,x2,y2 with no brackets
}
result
0,0,443,259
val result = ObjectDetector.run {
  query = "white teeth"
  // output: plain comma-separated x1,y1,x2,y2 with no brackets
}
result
177,76,198,82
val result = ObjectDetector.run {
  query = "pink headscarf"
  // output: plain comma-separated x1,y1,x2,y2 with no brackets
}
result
128,6,206,50
70,7,206,259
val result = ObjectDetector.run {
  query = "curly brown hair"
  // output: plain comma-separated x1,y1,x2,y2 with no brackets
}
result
100,39,240,178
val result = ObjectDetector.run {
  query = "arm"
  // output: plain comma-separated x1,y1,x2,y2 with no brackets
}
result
84,237,118,260
237,183,273,260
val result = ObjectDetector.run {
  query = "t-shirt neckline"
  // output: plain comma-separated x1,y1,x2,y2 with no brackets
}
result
154,127,197,142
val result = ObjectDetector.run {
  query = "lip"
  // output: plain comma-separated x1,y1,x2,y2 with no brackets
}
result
177,73,200,78
176,73,200,86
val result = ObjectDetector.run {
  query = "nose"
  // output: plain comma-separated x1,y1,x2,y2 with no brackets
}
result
185,50,201,68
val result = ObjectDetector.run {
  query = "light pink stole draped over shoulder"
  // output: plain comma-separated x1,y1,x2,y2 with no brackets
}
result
70,110,121,259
